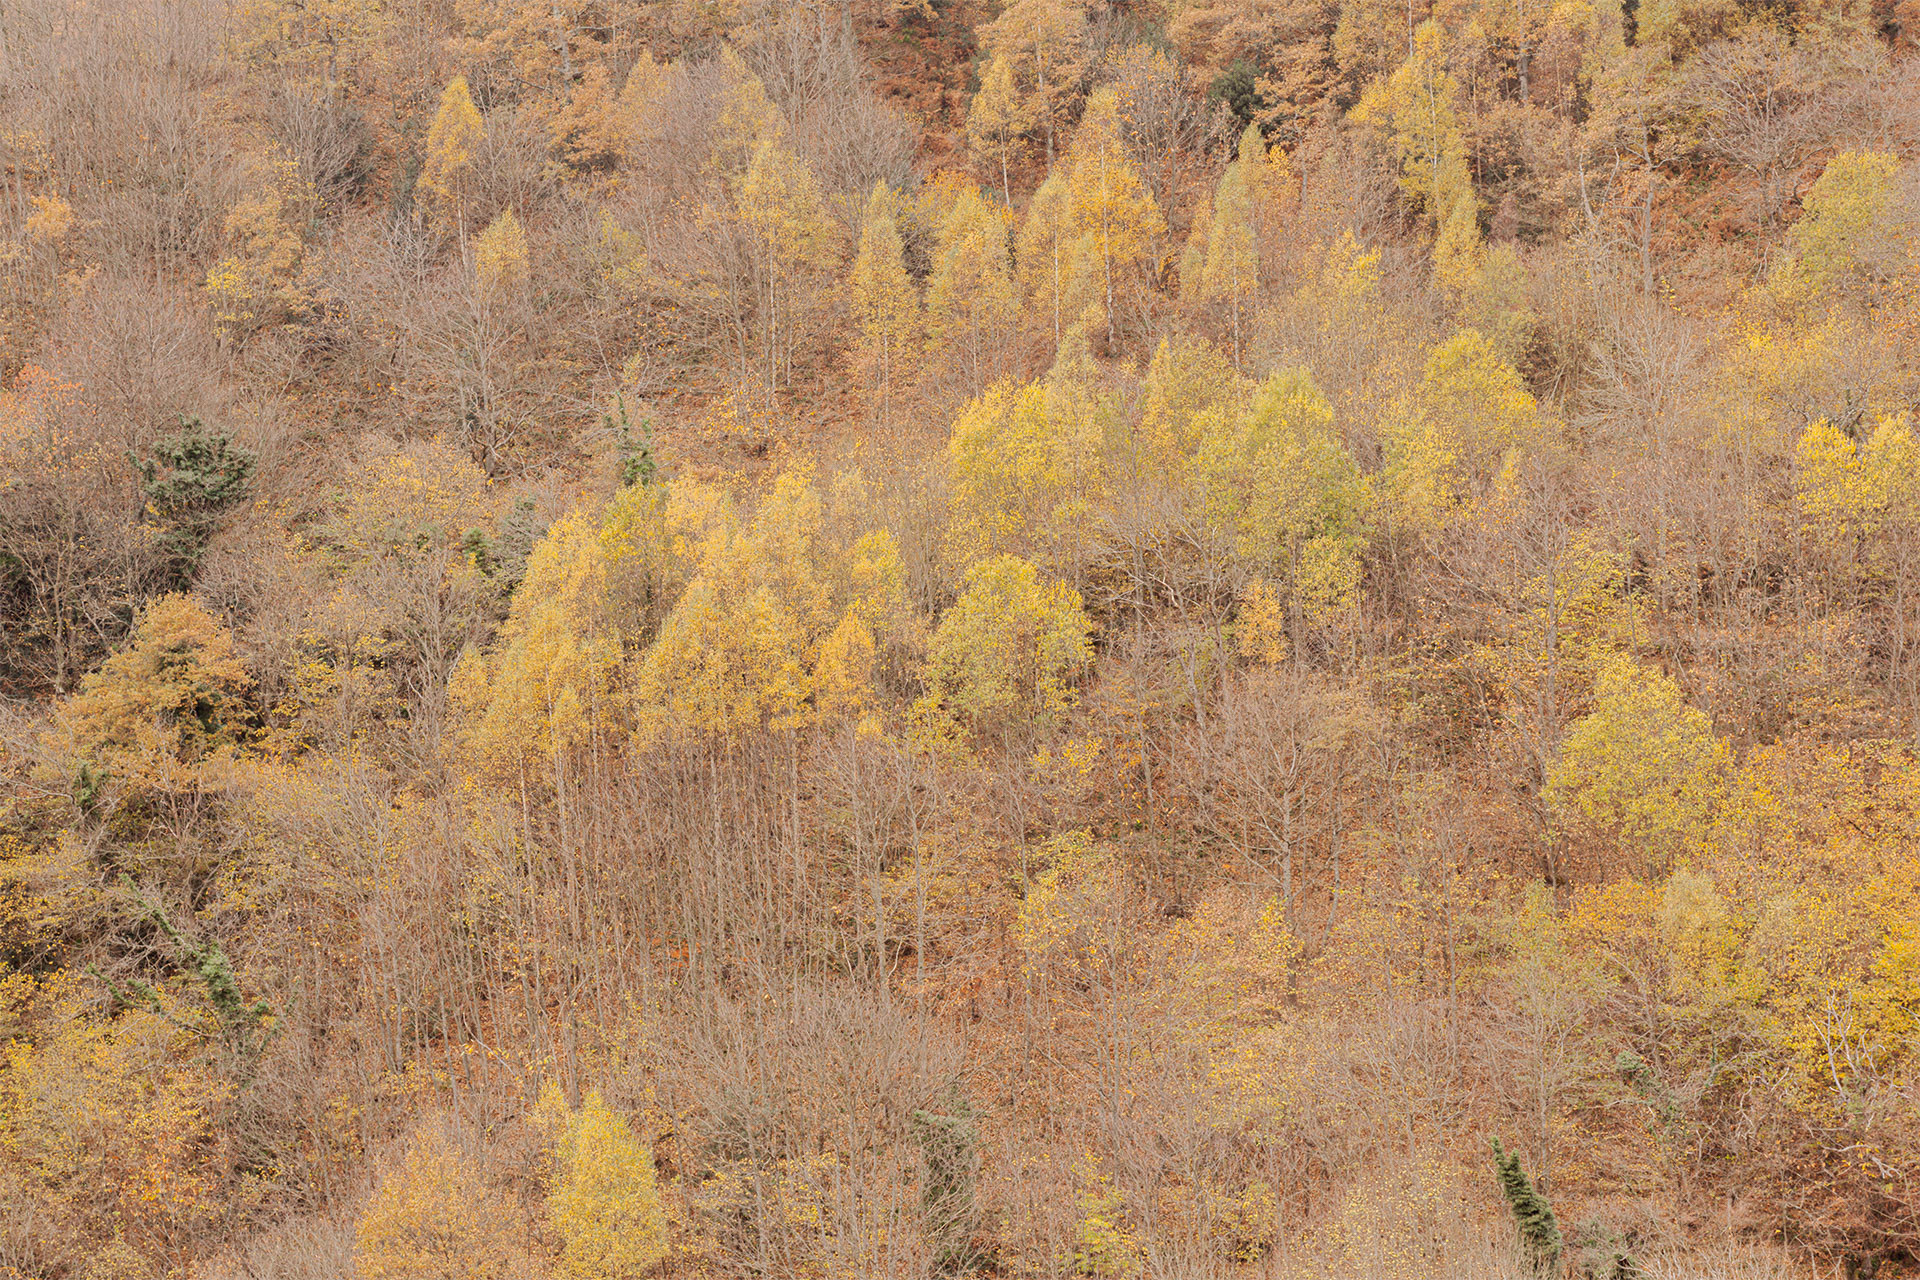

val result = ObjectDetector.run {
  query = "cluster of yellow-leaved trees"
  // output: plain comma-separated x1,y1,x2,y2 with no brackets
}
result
4,0,1920,1276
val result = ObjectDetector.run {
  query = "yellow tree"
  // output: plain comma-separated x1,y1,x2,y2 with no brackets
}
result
53,595,253,817
735,139,838,406
1794,413,1920,684
967,54,1026,205
599,474,690,643
1179,195,1210,305
1383,328,1551,531
453,511,625,777
1239,122,1298,257
945,353,1106,573
712,50,788,173
474,207,530,306
1196,368,1368,628
544,1087,668,1280
1201,146,1259,368
977,0,1088,164
632,474,830,740
614,52,671,169
1016,169,1090,345
913,554,1092,748
322,438,498,742
849,182,920,424
1420,328,1550,481
1066,88,1167,348
355,1130,518,1280
927,186,1018,394
204,148,316,341
1134,335,1244,481
236,0,391,95
1352,21,1473,235
1781,150,1908,298
1544,654,1731,874
1795,413,1920,535
449,0,600,119
421,76,485,230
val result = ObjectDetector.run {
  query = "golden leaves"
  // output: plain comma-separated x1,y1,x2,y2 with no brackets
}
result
543,1086,669,1280
355,1130,517,1280
420,77,485,225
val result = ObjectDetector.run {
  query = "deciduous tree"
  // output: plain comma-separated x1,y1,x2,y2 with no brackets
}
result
849,182,920,424
966,54,1025,205
927,187,1017,394
914,554,1092,747
421,77,485,229
543,1086,668,1280
1066,89,1167,349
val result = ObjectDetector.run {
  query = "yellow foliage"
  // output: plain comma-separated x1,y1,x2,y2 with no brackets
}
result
236,0,391,83
630,474,892,739
634,574,810,737
547,1089,669,1280
0,972,236,1265
355,1129,518,1280
1134,335,1244,479
1485,531,1640,727
1351,21,1470,225
713,50,788,172
614,53,670,168
1153,889,1302,1138
1384,328,1550,531
1655,870,1746,1004
1794,413,1920,534
420,77,485,225
52,595,252,797
1200,140,1259,358
24,193,72,243
813,610,879,724
738,139,836,272
336,438,495,560
837,528,907,639
945,362,1105,572
1069,1154,1141,1278
1017,169,1095,341
457,511,623,769
1781,150,1909,295
1235,578,1290,665
1545,653,1730,870
1066,88,1167,340
967,54,1026,199
1016,829,1125,973
1297,1153,1462,1280
976,0,1088,156
915,555,1091,745
204,149,314,339
599,479,687,641
849,182,920,412
1420,328,1549,478
1198,366,1362,556
550,62,627,170
474,207,530,304
928,186,1018,390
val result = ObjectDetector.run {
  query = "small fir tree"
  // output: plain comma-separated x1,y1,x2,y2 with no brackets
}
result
1491,1137,1563,1277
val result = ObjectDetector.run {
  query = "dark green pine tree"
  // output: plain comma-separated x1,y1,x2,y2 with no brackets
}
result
913,1089,982,1275
607,395,659,489
90,877,275,1078
1208,59,1264,131
133,415,256,585
1492,1137,1563,1277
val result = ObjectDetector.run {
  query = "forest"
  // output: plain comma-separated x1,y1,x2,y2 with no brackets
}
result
1,0,1918,1276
